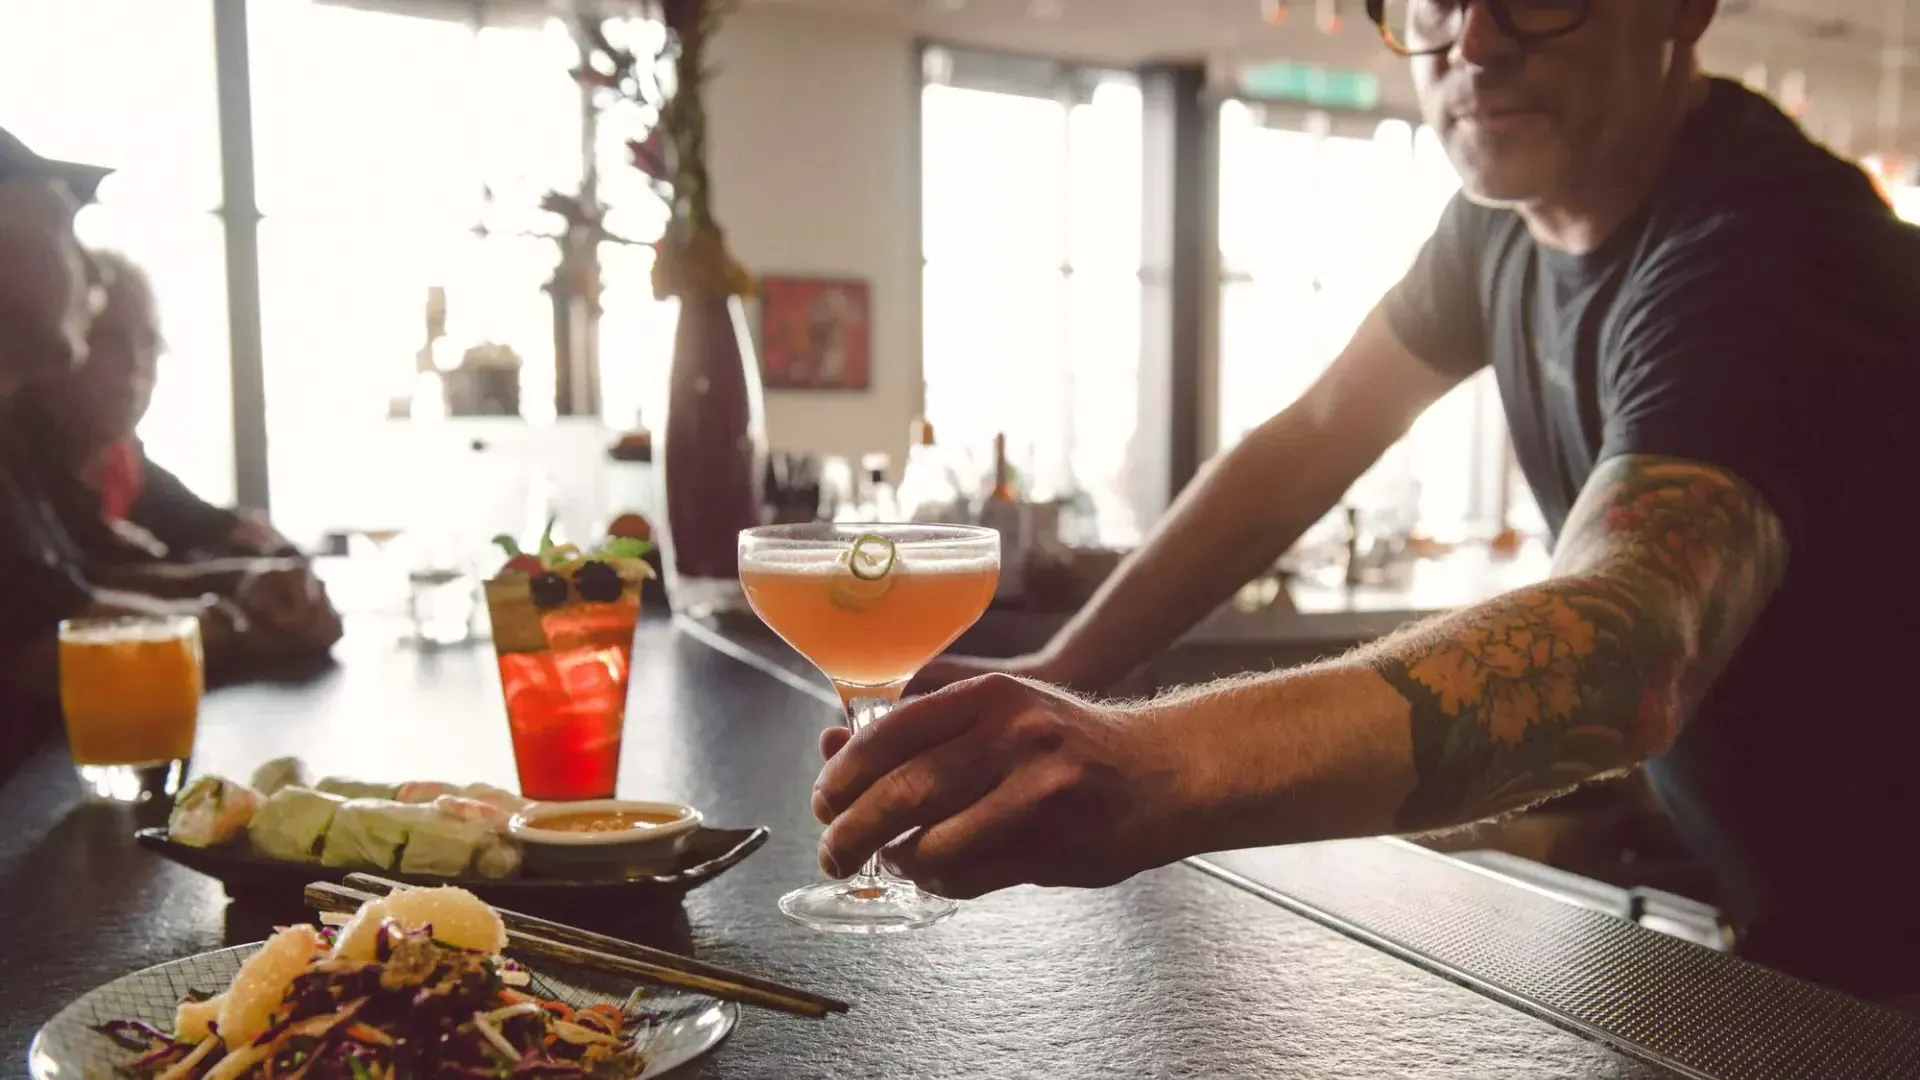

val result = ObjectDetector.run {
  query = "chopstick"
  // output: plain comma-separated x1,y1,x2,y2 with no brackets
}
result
343,872,849,1016
306,881,846,1020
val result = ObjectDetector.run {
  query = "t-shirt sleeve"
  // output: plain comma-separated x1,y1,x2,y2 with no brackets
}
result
1596,222,1847,544
1381,191,1491,378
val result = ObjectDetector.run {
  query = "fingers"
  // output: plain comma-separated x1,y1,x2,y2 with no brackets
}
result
812,674,1025,822
884,780,1044,900
818,726,852,763
812,728,855,820
817,729,1007,879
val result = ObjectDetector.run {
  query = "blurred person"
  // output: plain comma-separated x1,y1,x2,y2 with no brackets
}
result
0,128,336,777
34,250,296,561
813,0,1920,1000
14,248,335,651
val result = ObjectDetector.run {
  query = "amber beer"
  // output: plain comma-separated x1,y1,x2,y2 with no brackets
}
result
741,560,998,689
59,615,203,801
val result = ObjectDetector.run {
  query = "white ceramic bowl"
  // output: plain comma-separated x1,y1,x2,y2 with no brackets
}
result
509,799,703,880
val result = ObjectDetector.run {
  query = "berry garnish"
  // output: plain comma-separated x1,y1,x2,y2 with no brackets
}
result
573,560,624,603
529,572,570,610
492,521,656,586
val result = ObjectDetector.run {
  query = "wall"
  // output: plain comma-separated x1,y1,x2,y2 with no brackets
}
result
706,4,921,475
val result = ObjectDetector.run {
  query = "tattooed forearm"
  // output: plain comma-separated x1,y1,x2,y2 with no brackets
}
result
1361,455,1788,831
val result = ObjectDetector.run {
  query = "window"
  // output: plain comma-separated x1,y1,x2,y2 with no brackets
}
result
245,2,682,543
1217,101,1505,540
921,48,1150,545
0,0,234,506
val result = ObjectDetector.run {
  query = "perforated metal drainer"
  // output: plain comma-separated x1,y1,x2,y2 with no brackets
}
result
1193,840,1920,1080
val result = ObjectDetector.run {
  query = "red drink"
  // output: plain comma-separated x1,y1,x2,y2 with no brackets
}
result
485,580,640,802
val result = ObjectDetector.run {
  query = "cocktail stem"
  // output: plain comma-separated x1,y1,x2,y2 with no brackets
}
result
841,689,903,889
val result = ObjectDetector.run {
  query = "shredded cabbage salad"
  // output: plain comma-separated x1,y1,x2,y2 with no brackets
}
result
97,922,646,1080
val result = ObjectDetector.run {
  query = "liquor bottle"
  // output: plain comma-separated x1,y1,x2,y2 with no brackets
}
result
861,453,900,523
897,417,968,524
977,433,1028,603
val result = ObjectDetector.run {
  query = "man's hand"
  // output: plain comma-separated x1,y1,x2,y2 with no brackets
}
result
233,563,341,653
813,675,1195,899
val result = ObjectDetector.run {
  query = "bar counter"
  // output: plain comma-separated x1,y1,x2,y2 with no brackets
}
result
3,615,1915,1078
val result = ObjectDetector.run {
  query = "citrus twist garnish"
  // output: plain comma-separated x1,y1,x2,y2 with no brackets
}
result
845,533,898,581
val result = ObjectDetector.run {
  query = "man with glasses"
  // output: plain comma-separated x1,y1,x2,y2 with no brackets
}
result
812,0,1920,999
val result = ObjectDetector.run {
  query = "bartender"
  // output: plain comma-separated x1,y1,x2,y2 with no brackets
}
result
811,0,1920,1000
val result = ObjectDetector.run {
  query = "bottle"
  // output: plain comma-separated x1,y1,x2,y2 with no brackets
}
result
897,417,968,524
977,433,1028,603
861,453,899,522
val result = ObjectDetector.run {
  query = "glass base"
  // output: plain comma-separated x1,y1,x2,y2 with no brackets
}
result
76,760,186,803
778,877,958,934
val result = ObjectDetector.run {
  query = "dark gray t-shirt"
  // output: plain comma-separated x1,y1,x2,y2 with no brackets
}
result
1384,79,1920,995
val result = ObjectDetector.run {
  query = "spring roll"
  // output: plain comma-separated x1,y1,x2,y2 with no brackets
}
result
319,799,434,871
473,835,523,880
248,756,309,798
248,786,345,863
458,783,529,815
314,777,402,801
168,776,261,848
431,794,512,830
397,812,492,878
396,781,462,805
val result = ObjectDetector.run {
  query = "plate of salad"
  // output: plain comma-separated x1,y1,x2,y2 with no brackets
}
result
27,886,736,1079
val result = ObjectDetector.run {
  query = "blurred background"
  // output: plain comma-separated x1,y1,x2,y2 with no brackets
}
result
4,0,1913,577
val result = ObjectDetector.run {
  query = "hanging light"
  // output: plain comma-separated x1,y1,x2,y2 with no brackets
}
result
1262,0,1290,26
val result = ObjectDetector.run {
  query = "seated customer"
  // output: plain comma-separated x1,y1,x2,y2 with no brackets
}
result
1,132,340,776
6,257,342,676
34,250,294,561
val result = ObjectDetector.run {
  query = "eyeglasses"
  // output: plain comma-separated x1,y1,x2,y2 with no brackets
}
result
1365,0,1592,55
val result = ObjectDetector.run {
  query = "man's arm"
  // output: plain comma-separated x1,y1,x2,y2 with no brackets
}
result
87,557,270,600
927,309,1461,692
810,454,1790,896
1360,453,1788,829
129,455,258,556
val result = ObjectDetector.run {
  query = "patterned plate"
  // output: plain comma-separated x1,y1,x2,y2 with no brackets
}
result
27,942,737,1079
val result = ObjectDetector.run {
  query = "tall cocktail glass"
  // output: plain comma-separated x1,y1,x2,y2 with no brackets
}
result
739,523,998,933
484,576,641,802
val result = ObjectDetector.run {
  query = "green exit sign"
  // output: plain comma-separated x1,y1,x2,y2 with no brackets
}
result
1241,62,1381,111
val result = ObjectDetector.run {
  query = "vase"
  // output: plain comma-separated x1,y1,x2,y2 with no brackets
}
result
658,294,767,615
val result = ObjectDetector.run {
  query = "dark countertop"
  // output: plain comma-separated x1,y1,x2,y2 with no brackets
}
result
2,616,1671,1078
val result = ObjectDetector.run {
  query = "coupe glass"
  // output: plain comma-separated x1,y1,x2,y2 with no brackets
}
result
739,523,999,933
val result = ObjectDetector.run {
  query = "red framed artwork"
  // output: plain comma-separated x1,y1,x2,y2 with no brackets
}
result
758,276,871,390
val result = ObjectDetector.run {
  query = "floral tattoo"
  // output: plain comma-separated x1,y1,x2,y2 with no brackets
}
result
1366,455,1788,830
